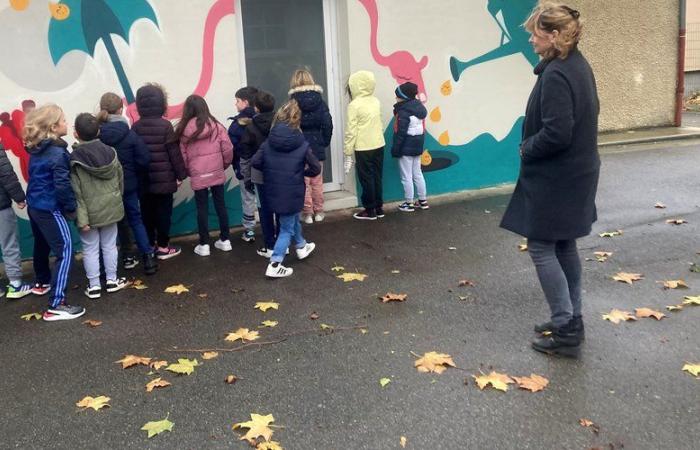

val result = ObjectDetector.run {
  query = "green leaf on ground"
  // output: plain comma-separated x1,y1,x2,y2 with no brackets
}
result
141,417,174,438
379,378,391,387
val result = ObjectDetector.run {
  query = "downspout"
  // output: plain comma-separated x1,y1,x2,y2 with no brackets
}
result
675,0,687,126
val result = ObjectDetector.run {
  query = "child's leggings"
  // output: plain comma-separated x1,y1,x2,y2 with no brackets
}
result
29,208,72,308
398,155,427,202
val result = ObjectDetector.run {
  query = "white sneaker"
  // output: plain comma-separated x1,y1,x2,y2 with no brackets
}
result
314,213,325,222
296,242,316,260
266,262,293,278
194,244,210,256
214,239,232,252
303,214,314,224
257,247,273,258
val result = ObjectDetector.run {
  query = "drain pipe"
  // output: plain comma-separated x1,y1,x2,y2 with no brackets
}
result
675,0,687,126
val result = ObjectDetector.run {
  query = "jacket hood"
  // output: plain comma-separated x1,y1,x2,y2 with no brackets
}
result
29,138,68,155
228,106,255,122
136,85,166,118
348,71,376,98
99,121,130,146
394,99,427,119
181,119,217,142
267,123,306,153
71,140,120,179
289,85,324,112
252,111,274,133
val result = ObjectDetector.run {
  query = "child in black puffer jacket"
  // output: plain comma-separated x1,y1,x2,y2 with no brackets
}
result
288,69,333,224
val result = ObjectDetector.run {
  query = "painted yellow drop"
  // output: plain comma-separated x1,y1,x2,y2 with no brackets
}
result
429,107,441,122
10,0,30,11
420,150,432,166
48,2,70,21
440,80,452,96
438,131,450,146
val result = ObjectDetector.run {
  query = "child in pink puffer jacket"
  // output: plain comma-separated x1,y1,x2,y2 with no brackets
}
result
175,95,233,256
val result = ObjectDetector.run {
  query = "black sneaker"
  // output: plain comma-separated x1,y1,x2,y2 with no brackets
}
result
417,199,430,210
43,304,86,321
535,316,585,341
353,209,377,221
375,207,385,218
398,202,415,212
106,277,129,293
531,320,582,358
123,256,139,270
84,286,102,299
143,253,158,276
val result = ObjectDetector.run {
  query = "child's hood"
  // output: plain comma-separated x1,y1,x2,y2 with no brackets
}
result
348,71,376,99
267,123,306,153
394,99,427,120
252,111,275,134
99,120,130,147
70,140,120,180
28,138,68,155
289,85,324,112
135,85,166,118
181,118,218,142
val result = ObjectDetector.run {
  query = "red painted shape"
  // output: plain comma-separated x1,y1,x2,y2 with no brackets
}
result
0,109,29,181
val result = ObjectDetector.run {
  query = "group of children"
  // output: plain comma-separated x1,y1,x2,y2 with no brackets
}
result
0,68,429,321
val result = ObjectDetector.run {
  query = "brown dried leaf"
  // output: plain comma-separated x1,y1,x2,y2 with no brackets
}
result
414,351,456,374
82,319,102,328
666,304,684,311
473,371,514,392
380,292,407,303
458,279,476,287
666,218,687,225
150,360,168,371
225,374,239,384
76,395,111,411
635,307,666,320
202,351,219,360
115,354,151,369
659,279,689,290
145,377,171,392
578,418,600,433
602,309,637,324
309,312,319,320
512,374,549,392
612,272,643,284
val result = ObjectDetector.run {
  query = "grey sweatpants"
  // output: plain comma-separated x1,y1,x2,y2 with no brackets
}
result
398,155,427,202
238,157,256,231
0,206,23,283
80,223,118,288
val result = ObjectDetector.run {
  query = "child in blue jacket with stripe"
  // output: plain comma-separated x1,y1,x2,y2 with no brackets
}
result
24,104,85,321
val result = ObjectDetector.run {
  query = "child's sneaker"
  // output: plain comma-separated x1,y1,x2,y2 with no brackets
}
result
303,214,314,224
156,245,181,260
6,282,33,300
375,207,385,218
106,277,129,293
257,247,273,258
241,230,256,242
265,262,293,278
214,239,232,252
398,202,415,212
84,286,102,299
353,209,377,221
43,303,86,321
314,213,325,222
296,242,316,260
417,199,430,210
194,244,211,256
123,256,139,270
32,283,51,296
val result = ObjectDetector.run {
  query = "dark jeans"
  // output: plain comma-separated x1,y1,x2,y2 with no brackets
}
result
194,184,229,245
118,190,152,255
256,184,279,249
355,147,384,211
140,192,174,249
528,239,582,327
28,208,72,308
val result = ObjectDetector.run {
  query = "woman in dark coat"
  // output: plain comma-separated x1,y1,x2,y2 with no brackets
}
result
500,3,599,358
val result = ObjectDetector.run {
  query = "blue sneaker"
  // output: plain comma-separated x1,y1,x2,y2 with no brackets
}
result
6,283,32,300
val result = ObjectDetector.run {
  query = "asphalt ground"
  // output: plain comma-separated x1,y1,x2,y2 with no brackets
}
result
0,140,699,450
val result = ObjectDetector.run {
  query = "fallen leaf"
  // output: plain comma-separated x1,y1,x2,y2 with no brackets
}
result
391,270,400,274
308,312,319,320
115,354,151,369
259,320,278,328
145,378,171,392
82,319,102,328
599,230,623,237
612,272,643,284
164,284,189,294
579,418,600,433
518,244,528,252
414,351,456,374
225,328,260,343
400,436,407,448
165,358,200,375
320,323,333,330
331,266,345,272
458,279,476,287
666,218,687,225
512,374,549,392
448,246,457,250
666,304,684,311
198,293,208,299
602,309,637,324
659,279,689,289
255,301,279,312
593,251,613,262
654,202,667,209
379,377,391,387
131,279,148,290
473,371,514,392
76,395,110,411
225,374,239,384
682,363,700,377
21,312,42,321
440,79,452,96
141,417,174,438
233,413,275,444
150,360,168,371
202,351,219,360
337,272,367,282
380,292,407,303
635,308,666,320
683,295,700,305
360,329,368,334
257,442,283,450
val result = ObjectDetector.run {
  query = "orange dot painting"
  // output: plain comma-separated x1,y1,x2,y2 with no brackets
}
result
440,80,452,96
438,130,450,146
421,150,432,166
10,0,30,11
430,106,442,122
49,2,71,20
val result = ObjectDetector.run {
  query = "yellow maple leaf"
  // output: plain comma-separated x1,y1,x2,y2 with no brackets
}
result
593,251,613,262
659,279,689,290
612,272,643,284
682,363,700,377
257,441,283,450
683,295,700,306
473,371,514,392
20,312,42,321
320,323,334,330
141,417,174,438
635,307,666,320
599,230,623,237
602,309,637,324
131,279,148,290
233,413,275,444
330,266,345,272
202,351,219,360
150,360,168,371
225,328,260,343
400,436,408,448
145,377,171,392
259,320,278,328
255,301,279,312
666,304,684,311
115,354,151,369
165,358,200,375
76,395,110,411
82,319,102,327
164,284,189,294
380,292,408,303
414,351,456,374
337,272,367,282
511,374,549,392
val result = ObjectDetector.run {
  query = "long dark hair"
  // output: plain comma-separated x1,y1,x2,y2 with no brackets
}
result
174,95,219,141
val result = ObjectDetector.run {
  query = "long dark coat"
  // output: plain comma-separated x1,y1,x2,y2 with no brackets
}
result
500,49,600,241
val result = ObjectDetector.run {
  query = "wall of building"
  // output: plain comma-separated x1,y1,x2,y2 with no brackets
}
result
687,0,700,72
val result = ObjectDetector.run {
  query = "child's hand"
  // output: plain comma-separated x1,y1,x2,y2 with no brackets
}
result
344,155,353,174
82,225,91,232
16,201,26,209
176,180,183,187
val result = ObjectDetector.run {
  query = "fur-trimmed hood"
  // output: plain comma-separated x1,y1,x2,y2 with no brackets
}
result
287,84,323,96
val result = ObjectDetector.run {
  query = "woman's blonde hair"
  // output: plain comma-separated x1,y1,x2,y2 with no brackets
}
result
23,104,64,148
524,1,583,60
97,92,123,123
273,100,302,129
289,68,316,89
